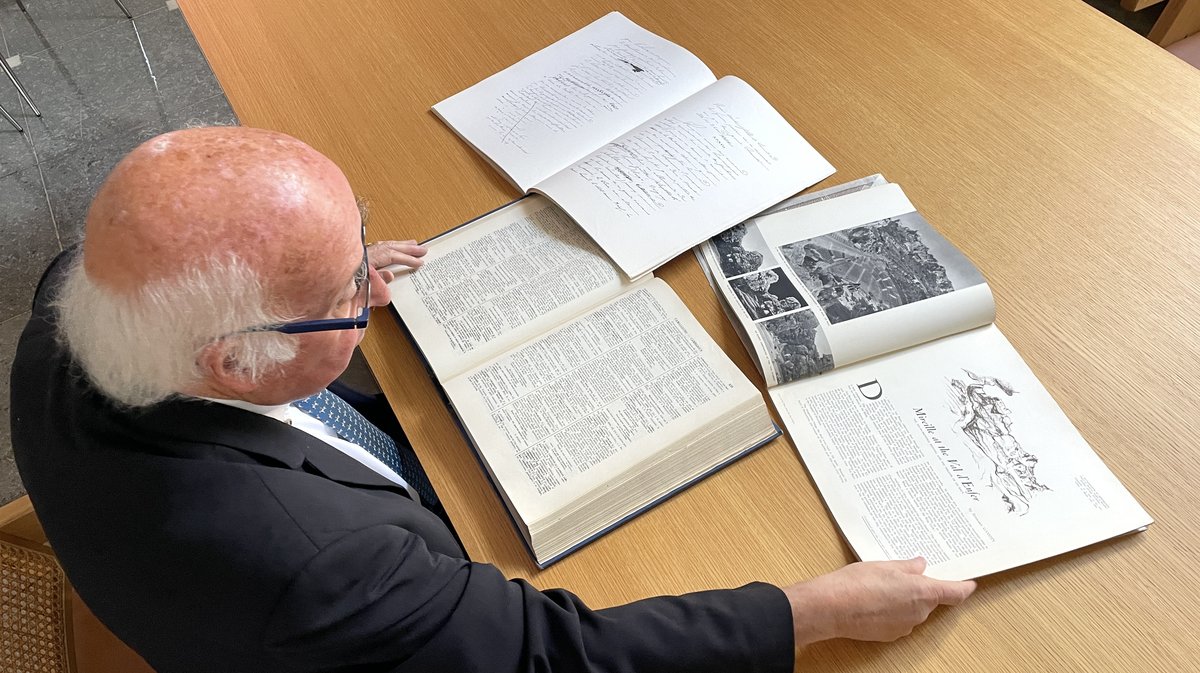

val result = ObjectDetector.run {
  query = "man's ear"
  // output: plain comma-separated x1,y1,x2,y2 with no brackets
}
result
195,339,258,397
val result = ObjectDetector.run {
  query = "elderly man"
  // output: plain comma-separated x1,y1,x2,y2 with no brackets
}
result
11,126,974,673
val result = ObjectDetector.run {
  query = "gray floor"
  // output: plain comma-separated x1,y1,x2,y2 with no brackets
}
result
0,0,236,505
0,0,1171,506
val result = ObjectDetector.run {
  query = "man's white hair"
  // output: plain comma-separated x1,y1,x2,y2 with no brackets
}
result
55,252,300,408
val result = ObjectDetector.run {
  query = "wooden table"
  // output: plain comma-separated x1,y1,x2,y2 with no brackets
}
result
176,0,1200,670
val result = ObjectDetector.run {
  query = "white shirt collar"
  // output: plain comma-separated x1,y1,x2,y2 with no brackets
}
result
194,394,419,502
199,396,291,423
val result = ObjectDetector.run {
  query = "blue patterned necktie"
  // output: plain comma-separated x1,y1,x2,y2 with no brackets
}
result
292,389,438,506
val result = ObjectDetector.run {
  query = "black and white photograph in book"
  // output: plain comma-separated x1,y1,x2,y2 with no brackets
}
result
756,310,833,383
729,269,808,320
712,222,780,277
779,213,985,324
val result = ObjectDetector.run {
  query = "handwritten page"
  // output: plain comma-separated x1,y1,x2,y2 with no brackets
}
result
433,12,716,191
564,105,780,217
534,76,835,278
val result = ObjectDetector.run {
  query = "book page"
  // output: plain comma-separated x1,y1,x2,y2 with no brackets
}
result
755,174,889,218
771,325,1152,580
534,76,835,279
432,12,717,191
695,175,888,384
442,278,758,525
698,183,994,386
388,196,631,381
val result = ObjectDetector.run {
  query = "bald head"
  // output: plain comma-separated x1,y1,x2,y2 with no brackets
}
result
84,127,361,312
58,127,371,407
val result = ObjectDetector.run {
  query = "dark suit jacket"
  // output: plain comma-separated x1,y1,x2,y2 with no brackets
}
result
11,252,793,673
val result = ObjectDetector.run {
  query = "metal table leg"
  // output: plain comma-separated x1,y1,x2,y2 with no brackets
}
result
0,56,40,117
0,100,23,132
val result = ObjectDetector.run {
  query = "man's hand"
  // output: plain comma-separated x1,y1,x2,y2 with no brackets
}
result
783,557,976,647
368,240,428,283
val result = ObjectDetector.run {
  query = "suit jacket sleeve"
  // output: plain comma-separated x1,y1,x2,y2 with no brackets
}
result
262,524,794,673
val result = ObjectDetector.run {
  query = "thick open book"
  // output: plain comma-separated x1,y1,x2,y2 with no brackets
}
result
389,196,779,567
696,177,1153,580
432,11,834,279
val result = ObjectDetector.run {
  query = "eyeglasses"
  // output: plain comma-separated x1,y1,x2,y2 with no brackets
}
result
245,224,371,335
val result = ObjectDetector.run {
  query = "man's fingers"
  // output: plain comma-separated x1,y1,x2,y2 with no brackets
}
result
378,240,425,254
388,253,426,268
368,241,428,270
932,579,977,606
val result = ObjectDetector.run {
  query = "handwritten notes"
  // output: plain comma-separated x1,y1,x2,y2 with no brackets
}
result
567,104,781,217
487,39,678,152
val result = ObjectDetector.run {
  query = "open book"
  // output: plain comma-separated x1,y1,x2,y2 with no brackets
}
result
389,196,779,567
432,11,834,279
696,177,1153,580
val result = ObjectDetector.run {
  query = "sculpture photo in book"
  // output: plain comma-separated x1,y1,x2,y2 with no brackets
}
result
728,268,808,321
755,311,834,381
713,223,780,277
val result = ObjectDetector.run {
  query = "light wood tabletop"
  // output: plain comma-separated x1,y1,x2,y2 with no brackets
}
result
176,0,1200,669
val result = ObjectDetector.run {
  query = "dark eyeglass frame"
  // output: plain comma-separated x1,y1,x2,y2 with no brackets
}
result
244,224,371,335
